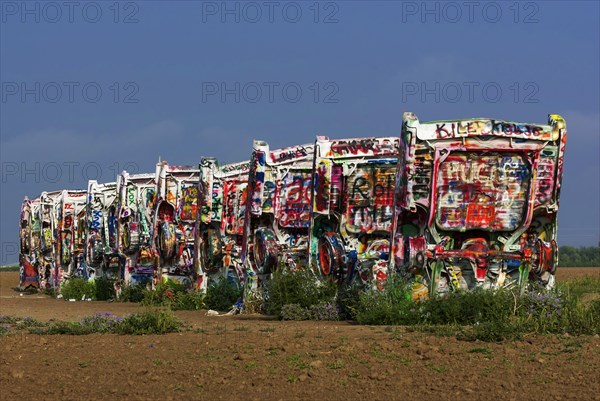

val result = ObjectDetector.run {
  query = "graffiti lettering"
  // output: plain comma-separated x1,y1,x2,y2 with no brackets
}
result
330,138,396,157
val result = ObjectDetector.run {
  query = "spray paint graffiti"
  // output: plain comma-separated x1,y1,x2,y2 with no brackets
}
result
391,112,567,299
117,171,157,287
152,161,200,289
84,182,118,281
17,113,567,310
242,140,315,298
58,190,88,282
309,136,399,289
196,158,250,288
18,197,41,290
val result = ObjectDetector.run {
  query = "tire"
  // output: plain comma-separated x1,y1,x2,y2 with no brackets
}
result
200,228,222,273
318,232,345,279
404,235,427,271
531,238,558,276
122,221,140,254
158,222,176,261
253,228,278,275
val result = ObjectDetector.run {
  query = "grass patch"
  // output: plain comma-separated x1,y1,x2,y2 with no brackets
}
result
27,309,182,335
353,277,600,341
266,269,337,319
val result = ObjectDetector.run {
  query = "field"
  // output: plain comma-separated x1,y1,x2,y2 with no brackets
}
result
1,268,600,401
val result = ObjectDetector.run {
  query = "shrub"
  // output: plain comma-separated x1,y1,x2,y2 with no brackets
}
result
80,312,122,333
205,277,242,312
265,269,336,319
94,277,116,301
309,302,340,321
354,278,420,325
118,284,147,303
141,283,206,310
173,290,206,311
336,284,362,320
60,278,96,300
423,289,515,326
280,303,310,320
115,309,182,335
59,277,116,301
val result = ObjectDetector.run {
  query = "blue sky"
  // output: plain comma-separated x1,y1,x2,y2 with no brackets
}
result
1,1,599,263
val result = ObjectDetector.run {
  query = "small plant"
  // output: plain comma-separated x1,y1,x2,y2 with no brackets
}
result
94,277,116,301
233,325,249,332
280,304,310,321
115,309,182,335
354,278,420,325
310,302,340,321
141,283,205,310
16,317,45,329
59,277,116,301
259,326,275,333
265,269,336,319
205,277,242,312
118,284,147,303
60,278,96,300
79,312,122,333
327,360,344,369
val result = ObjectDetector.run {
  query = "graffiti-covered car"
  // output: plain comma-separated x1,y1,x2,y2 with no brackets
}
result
309,136,399,290
37,191,62,288
153,161,199,289
19,196,41,289
56,189,88,283
196,158,250,289
391,112,567,298
84,181,119,281
117,171,157,287
242,141,314,290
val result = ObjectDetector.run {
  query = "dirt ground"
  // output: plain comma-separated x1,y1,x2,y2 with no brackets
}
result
1,268,599,401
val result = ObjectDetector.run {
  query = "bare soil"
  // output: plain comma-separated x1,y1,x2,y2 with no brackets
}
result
1,269,599,401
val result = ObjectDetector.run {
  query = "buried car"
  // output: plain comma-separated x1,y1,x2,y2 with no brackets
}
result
242,141,314,293
117,171,157,287
308,136,399,290
56,189,88,284
391,112,567,298
84,181,119,281
153,161,200,289
196,158,251,290
37,190,62,289
18,196,41,290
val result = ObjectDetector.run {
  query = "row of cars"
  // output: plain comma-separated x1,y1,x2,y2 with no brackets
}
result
18,112,568,301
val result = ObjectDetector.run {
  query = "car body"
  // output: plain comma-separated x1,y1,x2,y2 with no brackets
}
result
242,141,315,292
196,158,250,290
117,171,157,287
308,136,399,290
390,112,567,298
153,161,200,289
